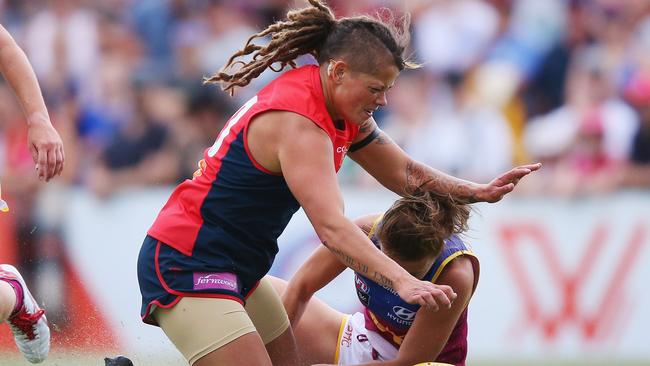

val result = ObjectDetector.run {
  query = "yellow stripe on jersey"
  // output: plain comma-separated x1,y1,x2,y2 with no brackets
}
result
367,214,384,239
430,250,477,284
334,314,350,364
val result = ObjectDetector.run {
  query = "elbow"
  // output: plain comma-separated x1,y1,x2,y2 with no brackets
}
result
311,216,348,249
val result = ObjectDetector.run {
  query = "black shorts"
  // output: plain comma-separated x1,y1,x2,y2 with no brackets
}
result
137,235,259,325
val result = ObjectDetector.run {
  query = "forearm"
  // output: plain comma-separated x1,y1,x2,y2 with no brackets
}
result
405,160,480,202
317,219,409,290
281,281,310,326
0,26,50,126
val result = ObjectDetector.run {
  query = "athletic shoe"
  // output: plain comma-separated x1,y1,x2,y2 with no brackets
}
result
0,264,50,363
105,356,135,366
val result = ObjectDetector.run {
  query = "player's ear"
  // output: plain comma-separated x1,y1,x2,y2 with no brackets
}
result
328,60,347,84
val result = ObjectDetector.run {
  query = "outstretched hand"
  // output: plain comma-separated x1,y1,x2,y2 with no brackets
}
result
27,119,65,182
397,277,457,311
475,163,542,203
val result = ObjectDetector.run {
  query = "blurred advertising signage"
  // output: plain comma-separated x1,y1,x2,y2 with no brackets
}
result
498,221,646,343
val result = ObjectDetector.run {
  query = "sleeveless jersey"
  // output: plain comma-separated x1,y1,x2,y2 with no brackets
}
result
354,218,480,365
147,65,359,295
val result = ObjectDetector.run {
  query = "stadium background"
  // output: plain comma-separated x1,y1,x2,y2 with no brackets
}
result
1,0,649,365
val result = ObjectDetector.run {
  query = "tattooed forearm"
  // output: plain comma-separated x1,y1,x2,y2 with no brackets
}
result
322,241,369,274
405,160,479,202
372,271,394,288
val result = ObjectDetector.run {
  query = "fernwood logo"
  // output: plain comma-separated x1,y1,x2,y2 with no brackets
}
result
193,272,238,291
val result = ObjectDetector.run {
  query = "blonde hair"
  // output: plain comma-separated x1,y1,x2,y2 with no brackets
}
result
378,191,470,261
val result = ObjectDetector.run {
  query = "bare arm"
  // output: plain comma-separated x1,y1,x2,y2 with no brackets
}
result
391,256,475,365
315,256,476,366
283,245,346,326
283,214,381,326
0,24,64,181
277,113,455,309
349,119,541,203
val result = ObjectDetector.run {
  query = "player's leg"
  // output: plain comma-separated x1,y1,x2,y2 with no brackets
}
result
267,275,345,365
154,296,272,366
0,264,50,363
245,277,300,366
0,278,16,321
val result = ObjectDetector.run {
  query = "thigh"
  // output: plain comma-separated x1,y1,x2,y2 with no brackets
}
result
194,332,271,366
246,277,299,366
267,275,344,365
245,277,290,344
154,296,269,365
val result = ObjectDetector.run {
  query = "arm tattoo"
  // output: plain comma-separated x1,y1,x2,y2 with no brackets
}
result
405,160,479,202
372,271,394,288
323,241,394,289
373,131,391,146
322,241,369,275
358,120,375,133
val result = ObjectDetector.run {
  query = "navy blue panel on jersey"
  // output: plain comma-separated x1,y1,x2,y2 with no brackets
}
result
194,130,300,295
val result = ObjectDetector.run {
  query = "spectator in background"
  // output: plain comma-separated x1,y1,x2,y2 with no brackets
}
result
619,73,650,188
546,110,620,197
382,70,514,184
521,45,638,196
413,0,500,75
88,82,180,198
23,0,99,101
173,86,234,181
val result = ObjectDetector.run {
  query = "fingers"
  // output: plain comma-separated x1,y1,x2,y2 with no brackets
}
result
29,144,38,166
46,146,57,181
438,284,457,303
510,167,532,180
55,144,65,177
36,146,48,181
431,288,452,309
517,162,542,172
417,292,439,311
416,283,456,310
494,183,515,195
34,143,64,182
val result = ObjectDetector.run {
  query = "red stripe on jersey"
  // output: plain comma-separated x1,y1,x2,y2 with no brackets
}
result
147,99,254,256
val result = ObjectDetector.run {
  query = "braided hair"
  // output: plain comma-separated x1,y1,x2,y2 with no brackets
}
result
205,0,418,95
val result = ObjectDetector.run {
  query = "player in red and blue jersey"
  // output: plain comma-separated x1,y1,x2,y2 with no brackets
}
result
271,191,479,366
136,1,538,365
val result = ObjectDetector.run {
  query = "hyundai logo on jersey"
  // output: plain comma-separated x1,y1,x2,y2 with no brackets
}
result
392,306,417,322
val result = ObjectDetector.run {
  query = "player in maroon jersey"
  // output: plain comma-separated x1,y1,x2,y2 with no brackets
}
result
270,191,478,366
137,1,539,365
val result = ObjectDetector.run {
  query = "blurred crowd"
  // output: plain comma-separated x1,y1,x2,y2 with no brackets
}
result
1,0,650,322
1,0,650,201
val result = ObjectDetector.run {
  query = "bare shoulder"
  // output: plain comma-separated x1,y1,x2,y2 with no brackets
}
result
248,111,329,172
437,256,476,296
